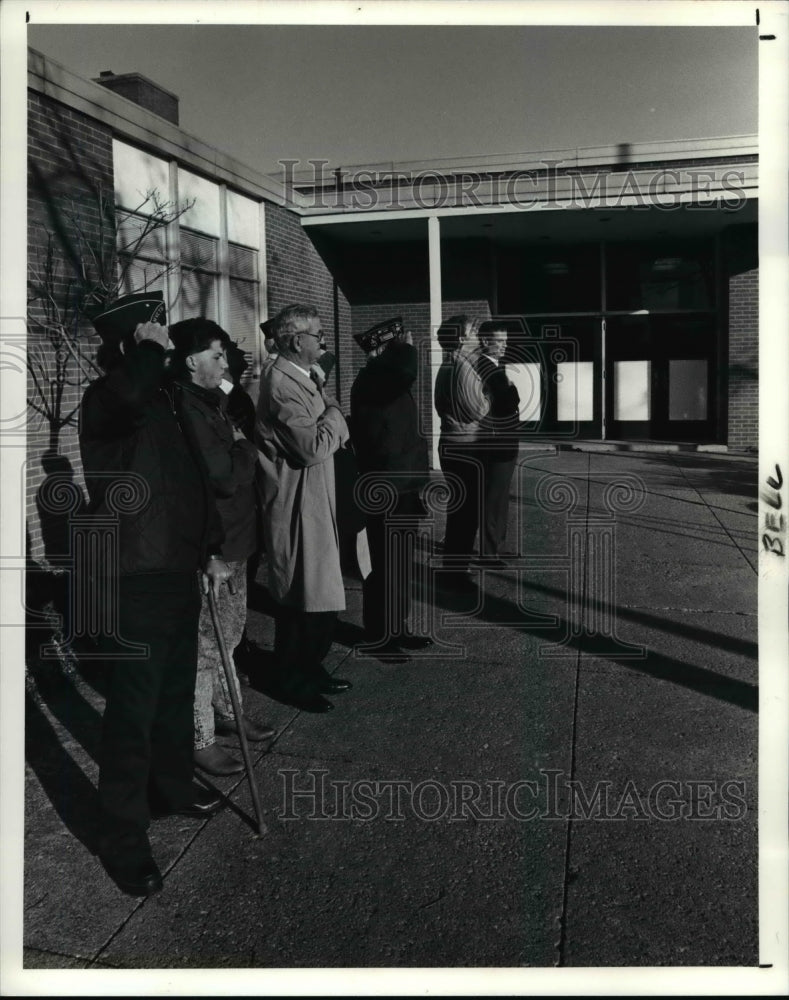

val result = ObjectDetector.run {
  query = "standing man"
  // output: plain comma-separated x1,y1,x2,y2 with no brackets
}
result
473,320,521,565
81,292,231,897
255,304,351,712
169,318,276,778
433,314,490,591
350,316,432,660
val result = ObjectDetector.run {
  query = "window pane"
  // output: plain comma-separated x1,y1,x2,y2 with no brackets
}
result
177,270,218,321
228,243,258,280
227,278,259,352
557,361,594,422
181,229,217,271
116,260,166,298
178,169,221,236
606,241,714,311
116,211,167,262
113,140,169,212
497,245,600,313
227,192,260,249
614,360,651,421
669,360,708,420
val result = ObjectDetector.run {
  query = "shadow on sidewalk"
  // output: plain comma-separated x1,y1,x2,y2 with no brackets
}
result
419,579,758,713
25,691,100,855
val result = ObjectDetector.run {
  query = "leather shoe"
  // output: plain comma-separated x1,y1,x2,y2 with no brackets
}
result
100,854,163,897
283,690,335,713
168,785,224,818
396,634,434,650
194,743,243,776
317,676,352,694
215,716,276,742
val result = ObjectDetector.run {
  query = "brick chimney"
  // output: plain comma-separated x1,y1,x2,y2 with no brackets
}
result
94,70,179,125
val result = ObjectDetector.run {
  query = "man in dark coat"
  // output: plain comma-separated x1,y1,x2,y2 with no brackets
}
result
473,320,521,564
80,292,232,897
169,319,276,778
350,317,432,659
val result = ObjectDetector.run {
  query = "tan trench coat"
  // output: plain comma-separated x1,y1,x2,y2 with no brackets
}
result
255,356,349,612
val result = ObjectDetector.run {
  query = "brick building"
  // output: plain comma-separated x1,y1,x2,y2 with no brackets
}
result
26,48,758,560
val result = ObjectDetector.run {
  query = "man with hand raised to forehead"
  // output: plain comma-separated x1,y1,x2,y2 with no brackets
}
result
80,293,232,898
255,304,351,713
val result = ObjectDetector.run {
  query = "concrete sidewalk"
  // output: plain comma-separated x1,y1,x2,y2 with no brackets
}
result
22,449,758,970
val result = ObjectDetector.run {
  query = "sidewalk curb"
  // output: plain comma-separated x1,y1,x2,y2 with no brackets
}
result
519,441,758,461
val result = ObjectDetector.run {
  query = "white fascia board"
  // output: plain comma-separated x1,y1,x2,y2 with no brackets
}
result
283,135,759,187
300,161,758,226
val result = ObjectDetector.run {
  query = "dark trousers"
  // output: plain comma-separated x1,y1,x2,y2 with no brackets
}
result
98,573,201,860
439,445,483,571
274,606,338,696
363,492,421,642
480,454,517,555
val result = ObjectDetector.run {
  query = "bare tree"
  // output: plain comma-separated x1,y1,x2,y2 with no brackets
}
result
27,186,196,451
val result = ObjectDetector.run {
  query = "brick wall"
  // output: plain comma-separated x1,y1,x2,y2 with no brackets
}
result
264,203,352,402
727,268,758,450
27,90,115,564
350,299,491,463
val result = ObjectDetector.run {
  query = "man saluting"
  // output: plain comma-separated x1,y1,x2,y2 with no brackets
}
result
80,292,232,897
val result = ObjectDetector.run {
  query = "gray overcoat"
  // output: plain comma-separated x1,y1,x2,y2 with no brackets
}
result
255,356,349,612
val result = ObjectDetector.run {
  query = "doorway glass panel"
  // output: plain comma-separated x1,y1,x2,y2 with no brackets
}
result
669,360,708,420
557,361,594,422
614,360,651,421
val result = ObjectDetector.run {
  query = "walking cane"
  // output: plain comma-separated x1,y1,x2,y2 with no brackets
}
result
207,584,267,836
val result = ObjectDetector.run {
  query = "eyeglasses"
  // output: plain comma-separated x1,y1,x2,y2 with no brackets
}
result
300,328,324,340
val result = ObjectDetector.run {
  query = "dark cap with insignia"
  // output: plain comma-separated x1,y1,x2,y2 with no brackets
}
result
354,316,403,353
91,291,167,343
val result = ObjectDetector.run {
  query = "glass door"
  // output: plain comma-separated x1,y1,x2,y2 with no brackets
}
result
507,316,603,440
605,315,718,441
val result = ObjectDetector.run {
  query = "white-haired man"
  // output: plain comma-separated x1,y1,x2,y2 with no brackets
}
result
255,304,351,712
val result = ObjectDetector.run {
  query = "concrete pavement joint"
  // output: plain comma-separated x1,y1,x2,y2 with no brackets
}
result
23,945,95,968
555,452,591,968
668,455,757,571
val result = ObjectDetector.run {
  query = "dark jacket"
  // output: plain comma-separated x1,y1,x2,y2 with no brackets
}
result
473,352,521,460
177,379,258,562
350,341,429,496
79,340,223,576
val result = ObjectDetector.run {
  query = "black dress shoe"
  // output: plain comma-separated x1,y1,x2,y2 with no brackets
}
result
316,676,352,694
193,743,244,776
215,716,276,742
100,854,163,897
396,634,434,650
156,785,224,819
291,695,335,712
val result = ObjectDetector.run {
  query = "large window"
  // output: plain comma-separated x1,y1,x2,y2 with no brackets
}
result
605,240,715,311
112,140,263,369
497,244,601,314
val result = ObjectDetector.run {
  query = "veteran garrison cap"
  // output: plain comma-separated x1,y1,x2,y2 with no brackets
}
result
91,291,166,343
354,316,403,354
